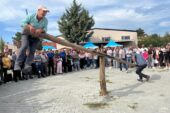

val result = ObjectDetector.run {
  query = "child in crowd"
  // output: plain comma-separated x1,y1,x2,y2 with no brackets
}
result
56,55,63,74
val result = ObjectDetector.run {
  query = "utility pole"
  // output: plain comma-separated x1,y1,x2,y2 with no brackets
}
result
25,9,28,15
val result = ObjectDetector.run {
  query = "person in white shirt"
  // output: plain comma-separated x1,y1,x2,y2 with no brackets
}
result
119,47,128,71
126,47,133,68
106,47,113,68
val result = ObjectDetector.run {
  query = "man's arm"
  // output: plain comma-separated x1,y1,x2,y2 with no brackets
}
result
22,14,37,35
21,15,32,28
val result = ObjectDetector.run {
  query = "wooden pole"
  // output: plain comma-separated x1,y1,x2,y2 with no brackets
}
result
23,28,135,96
23,27,135,67
42,34,135,66
99,54,107,96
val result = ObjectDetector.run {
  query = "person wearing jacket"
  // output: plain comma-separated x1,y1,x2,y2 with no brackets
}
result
133,48,150,82
2,52,12,83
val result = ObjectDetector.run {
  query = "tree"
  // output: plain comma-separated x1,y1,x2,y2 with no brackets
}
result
138,33,167,47
12,32,22,48
12,32,43,50
163,32,170,45
0,37,5,53
136,28,145,39
58,0,95,44
84,31,94,42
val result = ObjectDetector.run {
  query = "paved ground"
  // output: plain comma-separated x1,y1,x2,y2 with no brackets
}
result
0,67,170,113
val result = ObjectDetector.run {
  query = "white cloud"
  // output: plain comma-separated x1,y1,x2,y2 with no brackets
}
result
93,5,170,29
1,0,170,41
123,0,158,9
78,0,117,8
0,1,25,21
0,0,118,18
94,9,143,22
160,21,170,27
47,21,60,35
0,0,72,22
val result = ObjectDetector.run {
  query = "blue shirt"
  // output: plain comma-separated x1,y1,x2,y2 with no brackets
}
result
47,52,54,60
59,52,66,58
21,13,48,32
135,53,147,66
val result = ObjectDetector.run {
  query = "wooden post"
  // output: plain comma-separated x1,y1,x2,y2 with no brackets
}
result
23,27,135,67
23,28,136,96
99,49,107,96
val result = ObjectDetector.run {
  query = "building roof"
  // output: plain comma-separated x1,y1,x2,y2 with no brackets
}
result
91,28,137,32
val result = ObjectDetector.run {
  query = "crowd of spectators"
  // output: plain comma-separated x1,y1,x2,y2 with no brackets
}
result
0,43,170,85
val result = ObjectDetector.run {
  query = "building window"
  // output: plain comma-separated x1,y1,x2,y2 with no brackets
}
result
102,37,110,42
121,36,130,40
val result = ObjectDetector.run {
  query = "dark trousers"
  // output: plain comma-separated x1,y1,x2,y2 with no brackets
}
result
80,58,85,69
62,60,67,73
48,60,54,75
67,65,72,72
36,63,44,77
0,69,3,82
3,68,8,83
136,64,148,79
13,70,21,82
3,68,12,83
120,58,128,71
42,62,48,76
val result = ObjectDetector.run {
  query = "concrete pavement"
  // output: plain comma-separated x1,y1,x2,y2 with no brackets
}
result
0,68,170,113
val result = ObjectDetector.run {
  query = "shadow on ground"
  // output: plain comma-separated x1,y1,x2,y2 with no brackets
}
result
109,83,144,97
102,74,161,102
147,74,161,83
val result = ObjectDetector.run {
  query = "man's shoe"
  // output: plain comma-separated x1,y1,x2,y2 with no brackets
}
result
137,79,143,82
146,76,150,81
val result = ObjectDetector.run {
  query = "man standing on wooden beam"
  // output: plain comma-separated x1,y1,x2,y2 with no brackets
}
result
14,5,49,71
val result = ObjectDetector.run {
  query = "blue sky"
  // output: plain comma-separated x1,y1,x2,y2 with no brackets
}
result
0,0,170,43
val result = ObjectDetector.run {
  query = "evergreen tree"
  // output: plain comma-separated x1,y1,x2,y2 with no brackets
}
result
12,32,22,48
58,0,95,44
136,28,145,39
12,32,43,50
0,37,5,53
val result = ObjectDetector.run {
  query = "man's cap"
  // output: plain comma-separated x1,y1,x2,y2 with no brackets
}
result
38,5,49,12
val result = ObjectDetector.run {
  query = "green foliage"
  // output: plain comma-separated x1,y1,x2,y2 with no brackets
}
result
12,32,22,48
0,37,5,53
136,28,145,38
12,32,22,41
138,32,170,47
136,28,170,47
58,0,95,44
12,32,43,49
163,32,170,45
